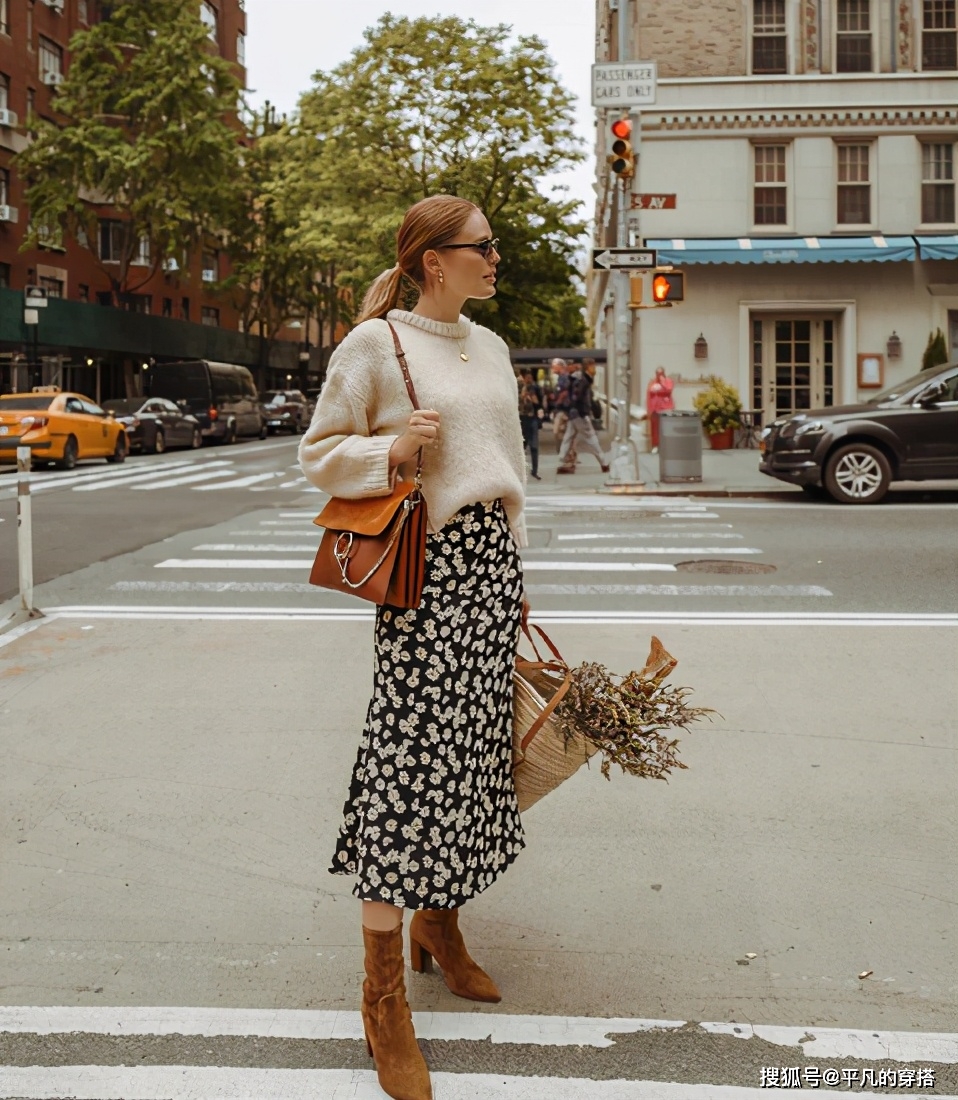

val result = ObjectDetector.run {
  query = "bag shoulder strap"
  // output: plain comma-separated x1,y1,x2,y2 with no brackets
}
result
385,320,423,481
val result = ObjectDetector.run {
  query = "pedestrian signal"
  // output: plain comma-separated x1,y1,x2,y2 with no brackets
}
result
608,118,634,178
651,271,685,304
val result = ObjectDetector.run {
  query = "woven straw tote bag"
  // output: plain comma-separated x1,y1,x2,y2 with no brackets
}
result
512,625,598,812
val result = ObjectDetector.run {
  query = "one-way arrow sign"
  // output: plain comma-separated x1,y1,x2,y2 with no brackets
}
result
591,248,657,271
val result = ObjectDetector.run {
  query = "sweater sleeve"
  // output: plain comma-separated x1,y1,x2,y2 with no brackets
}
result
298,327,398,499
498,337,528,549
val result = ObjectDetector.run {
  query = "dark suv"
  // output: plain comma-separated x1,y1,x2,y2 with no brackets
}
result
759,361,958,503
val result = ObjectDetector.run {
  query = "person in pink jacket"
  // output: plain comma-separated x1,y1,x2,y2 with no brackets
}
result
646,367,675,453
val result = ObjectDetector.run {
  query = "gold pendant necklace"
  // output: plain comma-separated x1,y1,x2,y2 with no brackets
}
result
457,338,469,362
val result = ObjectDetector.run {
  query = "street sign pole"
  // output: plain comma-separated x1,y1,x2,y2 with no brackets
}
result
607,0,640,485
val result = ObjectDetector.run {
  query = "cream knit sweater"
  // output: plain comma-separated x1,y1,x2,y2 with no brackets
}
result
298,310,527,547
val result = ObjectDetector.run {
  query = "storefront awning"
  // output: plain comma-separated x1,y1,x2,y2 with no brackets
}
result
646,236,917,265
915,234,958,261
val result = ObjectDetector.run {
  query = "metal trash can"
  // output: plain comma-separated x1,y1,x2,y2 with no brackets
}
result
658,410,703,482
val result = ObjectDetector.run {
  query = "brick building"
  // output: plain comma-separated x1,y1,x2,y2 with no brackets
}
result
591,0,958,431
0,0,310,399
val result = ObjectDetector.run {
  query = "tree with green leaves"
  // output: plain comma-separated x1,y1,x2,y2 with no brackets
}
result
15,0,241,303
277,14,587,347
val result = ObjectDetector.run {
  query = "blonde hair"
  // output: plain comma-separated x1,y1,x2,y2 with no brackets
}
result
357,195,479,323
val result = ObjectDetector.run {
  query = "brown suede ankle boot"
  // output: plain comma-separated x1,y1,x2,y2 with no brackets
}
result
409,908,501,1003
361,923,432,1100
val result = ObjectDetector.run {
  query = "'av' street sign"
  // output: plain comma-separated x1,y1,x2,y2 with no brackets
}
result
591,248,657,272
591,62,657,108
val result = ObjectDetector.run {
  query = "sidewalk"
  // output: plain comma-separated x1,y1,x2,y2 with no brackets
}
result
528,428,798,498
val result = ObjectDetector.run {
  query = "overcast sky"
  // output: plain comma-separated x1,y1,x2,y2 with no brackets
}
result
243,0,597,223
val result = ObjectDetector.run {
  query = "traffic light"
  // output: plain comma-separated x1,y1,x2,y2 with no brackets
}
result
608,118,634,178
651,270,685,304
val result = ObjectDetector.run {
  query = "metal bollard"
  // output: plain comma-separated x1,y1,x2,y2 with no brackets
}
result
16,445,36,613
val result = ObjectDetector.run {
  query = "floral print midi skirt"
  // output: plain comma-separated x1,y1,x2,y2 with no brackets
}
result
329,499,526,909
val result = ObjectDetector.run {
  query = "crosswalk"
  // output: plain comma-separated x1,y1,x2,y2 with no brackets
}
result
0,446,310,496
1,1007,954,1099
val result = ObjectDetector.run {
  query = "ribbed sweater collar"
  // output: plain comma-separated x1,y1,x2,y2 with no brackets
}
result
387,309,471,341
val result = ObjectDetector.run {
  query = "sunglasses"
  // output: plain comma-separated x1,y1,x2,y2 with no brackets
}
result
438,237,500,259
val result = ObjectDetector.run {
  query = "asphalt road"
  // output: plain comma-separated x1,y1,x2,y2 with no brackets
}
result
1,438,956,1098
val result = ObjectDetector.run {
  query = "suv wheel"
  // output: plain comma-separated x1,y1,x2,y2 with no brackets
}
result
824,443,891,504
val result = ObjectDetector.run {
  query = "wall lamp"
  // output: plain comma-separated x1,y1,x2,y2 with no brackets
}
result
694,333,709,360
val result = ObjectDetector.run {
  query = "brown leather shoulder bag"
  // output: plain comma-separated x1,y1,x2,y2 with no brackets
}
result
308,322,428,609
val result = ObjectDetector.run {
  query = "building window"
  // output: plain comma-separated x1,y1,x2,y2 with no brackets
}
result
0,262,9,288
39,275,63,298
0,166,8,206
180,296,190,320
77,0,87,22
26,1,33,49
120,293,151,314
133,235,150,265
0,0,7,37
39,36,63,78
99,219,122,261
837,144,871,224
161,296,172,317
200,1,218,42
0,72,8,110
201,306,220,326
922,142,956,222
754,145,788,225
923,0,957,68
201,250,218,282
836,0,872,71
26,88,35,118
236,29,245,65
753,0,787,73
78,283,89,301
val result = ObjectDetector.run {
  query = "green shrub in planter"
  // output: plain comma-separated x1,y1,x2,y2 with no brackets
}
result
693,375,743,435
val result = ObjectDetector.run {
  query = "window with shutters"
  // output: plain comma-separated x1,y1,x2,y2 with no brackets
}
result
38,36,63,78
922,143,956,222
200,1,218,43
923,0,957,68
753,145,788,225
236,30,245,65
0,0,8,36
752,0,788,73
836,0,872,71
837,144,872,224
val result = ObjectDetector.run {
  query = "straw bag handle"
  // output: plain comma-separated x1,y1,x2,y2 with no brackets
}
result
516,623,573,753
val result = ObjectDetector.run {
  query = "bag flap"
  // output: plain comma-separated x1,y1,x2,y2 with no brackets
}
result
314,480,416,536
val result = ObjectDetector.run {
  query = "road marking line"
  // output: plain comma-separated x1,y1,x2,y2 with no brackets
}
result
192,473,281,490
226,530,317,536
154,558,312,569
133,470,241,491
9,458,203,491
73,461,234,491
193,543,321,552
527,547,756,554
0,1006,953,1063
527,583,832,597
2,1065,909,1100
31,605,958,626
524,562,677,572
556,531,741,540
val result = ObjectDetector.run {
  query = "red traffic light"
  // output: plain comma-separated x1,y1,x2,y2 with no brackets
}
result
651,271,685,304
610,119,632,140
609,118,634,178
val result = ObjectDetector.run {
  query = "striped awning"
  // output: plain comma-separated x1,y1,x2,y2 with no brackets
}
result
646,236,917,265
915,234,958,261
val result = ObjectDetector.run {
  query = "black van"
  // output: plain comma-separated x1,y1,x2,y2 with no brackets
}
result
149,360,266,444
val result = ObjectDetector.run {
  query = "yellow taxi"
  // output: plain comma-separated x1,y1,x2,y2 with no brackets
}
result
0,387,129,469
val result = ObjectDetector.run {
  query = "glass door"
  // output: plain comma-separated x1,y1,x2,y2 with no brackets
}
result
752,315,837,418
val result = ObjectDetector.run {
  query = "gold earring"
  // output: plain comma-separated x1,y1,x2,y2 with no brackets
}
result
437,269,444,285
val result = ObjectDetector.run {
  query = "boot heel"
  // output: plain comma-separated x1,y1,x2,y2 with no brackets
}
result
410,937,433,974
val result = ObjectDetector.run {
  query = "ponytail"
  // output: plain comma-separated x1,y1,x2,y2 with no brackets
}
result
357,265,407,324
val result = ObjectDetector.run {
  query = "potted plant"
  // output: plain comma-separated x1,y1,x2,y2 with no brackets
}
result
693,375,742,449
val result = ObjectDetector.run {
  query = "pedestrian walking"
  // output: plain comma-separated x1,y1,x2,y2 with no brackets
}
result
518,367,542,480
299,194,529,1100
551,358,578,467
557,363,610,474
646,366,675,453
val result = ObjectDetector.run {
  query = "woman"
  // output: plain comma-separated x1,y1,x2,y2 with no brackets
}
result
299,195,528,1100
646,366,675,453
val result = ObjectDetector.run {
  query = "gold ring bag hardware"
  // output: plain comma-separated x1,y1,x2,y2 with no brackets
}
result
309,322,428,610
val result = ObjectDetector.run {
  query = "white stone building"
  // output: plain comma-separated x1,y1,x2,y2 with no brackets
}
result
590,0,958,432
